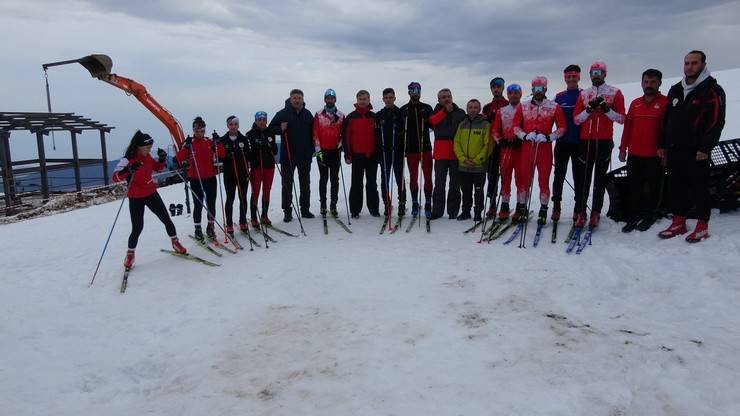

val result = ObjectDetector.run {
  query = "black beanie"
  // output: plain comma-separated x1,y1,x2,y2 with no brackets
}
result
133,130,153,147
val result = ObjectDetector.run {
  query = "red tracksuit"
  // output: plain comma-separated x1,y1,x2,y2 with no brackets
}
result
491,103,521,204
175,137,225,179
112,154,165,198
619,93,667,157
513,99,566,205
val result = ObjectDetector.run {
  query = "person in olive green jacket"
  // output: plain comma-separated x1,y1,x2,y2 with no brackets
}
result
454,99,492,221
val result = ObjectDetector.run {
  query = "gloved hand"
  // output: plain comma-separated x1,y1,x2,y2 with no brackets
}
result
211,131,221,142
180,160,190,170
525,132,537,141
157,148,167,163
598,99,609,112
183,136,193,148
535,134,548,143
587,96,605,113
314,149,325,166
126,160,143,174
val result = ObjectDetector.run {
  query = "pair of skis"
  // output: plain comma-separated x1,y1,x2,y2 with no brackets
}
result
379,215,406,234
404,215,430,233
564,224,594,254
120,248,220,293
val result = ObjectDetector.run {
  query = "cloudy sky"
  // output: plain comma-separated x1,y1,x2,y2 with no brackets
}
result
2,0,739,159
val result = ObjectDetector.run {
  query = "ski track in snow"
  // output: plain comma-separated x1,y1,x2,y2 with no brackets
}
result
2,71,740,415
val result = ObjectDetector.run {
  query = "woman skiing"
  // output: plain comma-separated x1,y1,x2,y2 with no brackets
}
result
113,130,187,269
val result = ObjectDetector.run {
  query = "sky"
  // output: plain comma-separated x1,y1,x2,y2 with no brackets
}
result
2,0,740,160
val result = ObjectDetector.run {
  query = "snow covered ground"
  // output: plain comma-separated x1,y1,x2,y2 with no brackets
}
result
1,70,739,416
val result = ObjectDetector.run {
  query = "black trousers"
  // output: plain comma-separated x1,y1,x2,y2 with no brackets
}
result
281,161,311,213
486,146,501,203
460,171,485,216
432,159,461,217
573,140,614,214
668,149,711,221
349,154,380,215
380,151,406,210
190,177,217,224
318,150,340,209
552,141,579,204
223,173,248,226
128,191,176,249
626,155,662,221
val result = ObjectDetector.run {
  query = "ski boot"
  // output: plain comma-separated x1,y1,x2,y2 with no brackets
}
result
261,215,272,225
574,212,586,228
473,211,482,222
685,220,709,243
250,218,260,228
398,202,406,218
636,216,655,232
537,206,548,225
225,224,235,237
457,212,471,221
239,222,249,232
588,211,601,228
301,209,315,219
283,210,293,223
320,207,328,218
206,222,217,240
498,202,510,221
424,202,432,220
511,203,527,223
123,249,135,269
622,219,639,233
551,202,561,222
171,237,187,254
411,202,420,217
194,225,205,241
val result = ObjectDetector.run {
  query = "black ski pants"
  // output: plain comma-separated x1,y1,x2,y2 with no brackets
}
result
128,191,176,249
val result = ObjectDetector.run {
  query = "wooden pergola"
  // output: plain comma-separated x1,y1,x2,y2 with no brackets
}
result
0,112,114,211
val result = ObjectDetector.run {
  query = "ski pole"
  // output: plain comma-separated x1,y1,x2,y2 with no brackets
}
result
379,119,391,228
231,144,254,251
388,117,397,231
245,142,270,249
520,140,540,248
281,130,306,236
211,134,229,244
339,155,351,225
479,141,509,243
89,173,133,287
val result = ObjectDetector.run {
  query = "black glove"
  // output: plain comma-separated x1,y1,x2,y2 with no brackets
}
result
212,131,221,142
598,99,609,112
180,160,190,170
126,160,143,174
157,148,167,163
588,97,605,113
183,136,193,148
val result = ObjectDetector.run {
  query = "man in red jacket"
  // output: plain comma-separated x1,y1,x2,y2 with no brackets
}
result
342,90,380,217
619,69,667,233
572,61,626,228
313,88,345,217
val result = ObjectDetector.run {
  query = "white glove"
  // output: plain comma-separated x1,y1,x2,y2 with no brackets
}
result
525,132,537,141
535,134,548,143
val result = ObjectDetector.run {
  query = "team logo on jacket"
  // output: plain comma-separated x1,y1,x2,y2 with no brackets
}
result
672,98,679,107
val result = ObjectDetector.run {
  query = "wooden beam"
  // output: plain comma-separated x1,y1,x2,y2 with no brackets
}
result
71,131,82,192
99,130,109,185
0,130,15,209
35,131,49,200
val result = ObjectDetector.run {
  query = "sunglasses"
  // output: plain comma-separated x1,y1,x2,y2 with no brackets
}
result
492,80,505,88
409,88,421,94
590,69,604,77
532,86,546,93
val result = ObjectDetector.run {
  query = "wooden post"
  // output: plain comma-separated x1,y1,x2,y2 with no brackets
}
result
99,130,109,185
0,130,14,209
70,131,82,193
36,131,49,200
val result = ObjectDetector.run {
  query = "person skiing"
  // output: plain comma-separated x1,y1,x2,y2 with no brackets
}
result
491,84,523,221
619,69,668,233
217,115,250,236
312,88,345,218
400,82,434,219
268,89,315,222
175,116,226,241
376,87,406,218
246,111,279,226
454,99,492,222
341,90,380,218
552,65,583,222
512,76,567,224
113,130,187,268
573,61,626,228
657,50,726,242
429,88,466,219
482,77,510,217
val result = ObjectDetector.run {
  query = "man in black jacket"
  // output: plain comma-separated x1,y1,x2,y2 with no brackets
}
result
400,82,434,218
429,88,466,219
269,89,315,222
376,88,407,218
657,50,726,242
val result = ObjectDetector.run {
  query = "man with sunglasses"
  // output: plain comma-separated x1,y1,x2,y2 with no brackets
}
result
573,61,626,229
552,65,582,223
400,82,434,219
491,84,523,221
482,77,509,218
429,88,466,219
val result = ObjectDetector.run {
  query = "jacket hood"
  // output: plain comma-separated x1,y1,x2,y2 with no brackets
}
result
354,103,373,114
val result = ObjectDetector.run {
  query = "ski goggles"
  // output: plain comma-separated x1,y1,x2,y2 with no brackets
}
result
506,84,522,93
408,82,421,93
490,77,505,87
324,88,336,97
254,111,268,121
590,69,604,77
532,86,546,93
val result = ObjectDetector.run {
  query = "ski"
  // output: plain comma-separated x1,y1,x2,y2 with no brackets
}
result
120,267,131,293
405,215,419,233
503,223,524,245
189,235,223,257
551,221,558,243
331,215,353,234
390,216,403,234
209,237,238,254
160,249,220,267
565,228,582,253
576,228,594,254
239,230,261,248
564,224,576,243
379,217,391,235
264,224,298,238
532,223,544,247
426,219,431,233
323,215,329,235
252,226,278,243
464,221,484,234
488,221,513,242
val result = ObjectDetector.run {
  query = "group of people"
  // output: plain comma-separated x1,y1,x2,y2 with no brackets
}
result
112,49,726,268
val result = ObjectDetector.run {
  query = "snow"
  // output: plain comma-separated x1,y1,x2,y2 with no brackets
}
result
1,70,740,416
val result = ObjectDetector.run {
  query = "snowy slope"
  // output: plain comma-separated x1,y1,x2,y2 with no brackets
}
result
1,70,739,416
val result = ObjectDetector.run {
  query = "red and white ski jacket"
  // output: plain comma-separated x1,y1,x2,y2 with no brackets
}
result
112,154,165,199
620,93,668,157
513,99,567,140
312,109,345,151
492,103,520,142
175,137,225,179
573,84,626,140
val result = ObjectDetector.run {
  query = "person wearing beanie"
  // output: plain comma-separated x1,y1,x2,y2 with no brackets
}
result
482,76,510,218
399,82,434,219
454,99,491,222
657,50,726,242
114,130,187,269
429,88,466,219
341,90,380,217
246,111,279,226
217,115,250,235
491,83,524,221
312,88,346,218
512,76,567,225
552,64,583,222
175,116,226,241
572,60,626,228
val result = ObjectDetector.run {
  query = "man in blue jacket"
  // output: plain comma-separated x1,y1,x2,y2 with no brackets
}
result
269,89,315,222
552,64,582,222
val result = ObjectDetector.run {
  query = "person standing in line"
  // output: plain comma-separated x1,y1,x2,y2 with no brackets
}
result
313,88,345,218
400,82,434,219
342,90,380,218
429,88,466,219
454,99,491,222
482,77,509,218
552,65,582,222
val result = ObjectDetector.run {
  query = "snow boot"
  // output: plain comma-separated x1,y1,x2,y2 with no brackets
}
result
171,237,187,254
176,204,183,216
658,215,687,239
685,220,710,243
537,206,548,225
123,249,135,269
283,210,293,223
301,209,315,219
194,225,204,241
622,219,639,233
457,212,472,221
588,211,601,228
498,202,510,221
636,217,655,232
551,202,561,221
